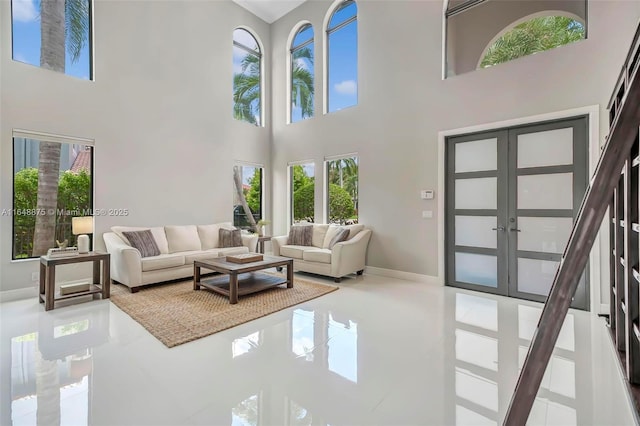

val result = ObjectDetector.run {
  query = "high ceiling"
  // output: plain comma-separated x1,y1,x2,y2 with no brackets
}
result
232,0,308,23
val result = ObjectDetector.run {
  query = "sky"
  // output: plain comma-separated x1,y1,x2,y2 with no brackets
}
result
11,0,91,80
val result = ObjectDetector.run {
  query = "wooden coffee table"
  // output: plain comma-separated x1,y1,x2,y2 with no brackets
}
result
193,254,293,304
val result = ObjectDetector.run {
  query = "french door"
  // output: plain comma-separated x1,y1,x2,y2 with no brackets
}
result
446,117,589,310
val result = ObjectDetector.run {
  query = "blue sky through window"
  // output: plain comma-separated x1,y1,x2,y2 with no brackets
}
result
11,0,91,80
328,2,357,113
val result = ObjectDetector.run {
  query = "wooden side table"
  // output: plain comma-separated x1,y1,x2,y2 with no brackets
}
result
257,236,272,254
39,252,111,311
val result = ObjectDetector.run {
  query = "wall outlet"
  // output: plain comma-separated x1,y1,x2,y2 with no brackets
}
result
31,272,39,282
422,210,433,219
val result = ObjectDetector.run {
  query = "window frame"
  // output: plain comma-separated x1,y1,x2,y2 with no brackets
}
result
11,130,95,261
289,23,315,124
10,0,95,80
324,0,358,114
232,27,264,127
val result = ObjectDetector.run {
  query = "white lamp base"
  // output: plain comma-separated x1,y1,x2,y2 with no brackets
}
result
77,234,90,253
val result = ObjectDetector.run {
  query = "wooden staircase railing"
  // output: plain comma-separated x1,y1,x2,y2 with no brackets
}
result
503,21,640,425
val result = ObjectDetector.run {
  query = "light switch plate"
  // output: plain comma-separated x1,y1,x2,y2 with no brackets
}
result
421,190,434,200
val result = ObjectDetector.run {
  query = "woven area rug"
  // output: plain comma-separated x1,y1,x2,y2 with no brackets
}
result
109,274,338,348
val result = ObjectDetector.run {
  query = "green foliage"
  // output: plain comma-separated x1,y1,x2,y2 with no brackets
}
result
292,165,314,193
293,183,315,220
245,169,262,214
13,168,91,257
291,46,315,119
481,16,585,68
293,183,354,223
233,53,261,125
328,184,355,223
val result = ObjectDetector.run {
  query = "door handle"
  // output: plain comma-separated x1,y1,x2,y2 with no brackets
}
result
492,226,505,231
509,228,521,232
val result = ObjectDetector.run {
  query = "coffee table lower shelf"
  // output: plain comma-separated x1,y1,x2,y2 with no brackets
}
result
197,272,288,299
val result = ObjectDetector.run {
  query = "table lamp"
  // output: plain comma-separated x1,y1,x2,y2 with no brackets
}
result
72,216,93,253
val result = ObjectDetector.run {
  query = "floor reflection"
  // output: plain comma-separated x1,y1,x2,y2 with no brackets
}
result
8,306,109,426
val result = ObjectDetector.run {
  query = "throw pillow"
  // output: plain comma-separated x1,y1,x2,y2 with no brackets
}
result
329,227,350,249
287,224,313,246
122,230,161,258
219,228,243,248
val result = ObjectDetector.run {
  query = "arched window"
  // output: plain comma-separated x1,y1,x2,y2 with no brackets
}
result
480,16,585,69
233,28,262,126
290,24,315,123
326,1,357,113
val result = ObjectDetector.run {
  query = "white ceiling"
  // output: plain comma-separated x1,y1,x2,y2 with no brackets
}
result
233,0,308,23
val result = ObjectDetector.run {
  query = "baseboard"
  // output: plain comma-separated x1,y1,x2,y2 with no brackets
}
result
0,286,37,303
364,266,442,286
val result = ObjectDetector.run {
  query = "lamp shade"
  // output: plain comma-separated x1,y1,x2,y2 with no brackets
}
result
72,216,94,235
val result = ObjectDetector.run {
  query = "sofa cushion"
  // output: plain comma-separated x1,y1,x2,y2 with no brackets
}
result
303,249,332,264
323,225,342,249
165,225,202,253
312,224,329,248
344,224,365,240
197,224,223,250
328,228,350,248
111,226,169,254
141,254,186,272
220,246,250,256
182,250,223,263
280,245,308,259
219,228,243,247
288,225,313,246
122,230,160,258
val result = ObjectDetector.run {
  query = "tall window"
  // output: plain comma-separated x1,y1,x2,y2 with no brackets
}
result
326,1,358,113
290,24,315,123
233,164,263,230
12,136,94,259
233,28,262,126
289,162,315,224
480,16,585,68
11,0,92,80
326,156,358,224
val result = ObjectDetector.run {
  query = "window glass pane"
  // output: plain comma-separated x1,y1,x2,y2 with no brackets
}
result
517,128,573,168
11,0,92,79
233,29,261,126
292,24,313,47
455,177,497,210
328,1,357,29
517,217,573,254
233,165,263,230
455,216,497,249
13,138,93,259
328,18,357,112
517,258,560,296
455,252,497,287
518,173,573,210
326,156,358,224
291,163,315,224
455,138,497,173
291,37,314,123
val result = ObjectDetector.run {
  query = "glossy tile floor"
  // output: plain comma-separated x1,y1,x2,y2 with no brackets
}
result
0,272,636,425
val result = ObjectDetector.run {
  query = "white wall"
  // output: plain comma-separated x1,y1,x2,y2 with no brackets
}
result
0,0,271,293
270,0,640,289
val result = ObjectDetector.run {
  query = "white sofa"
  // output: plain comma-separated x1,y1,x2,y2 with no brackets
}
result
103,223,258,292
271,224,372,282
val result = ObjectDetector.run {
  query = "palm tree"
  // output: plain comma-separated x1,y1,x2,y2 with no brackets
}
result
480,16,585,68
291,46,314,119
32,0,89,256
233,53,261,125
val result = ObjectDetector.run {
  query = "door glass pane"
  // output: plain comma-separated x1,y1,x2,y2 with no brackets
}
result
455,252,497,287
518,173,572,210
456,178,497,210
455,138,497,173
518,217,573,254
517,128,573,168
517,258,560,296
455,216,497,249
